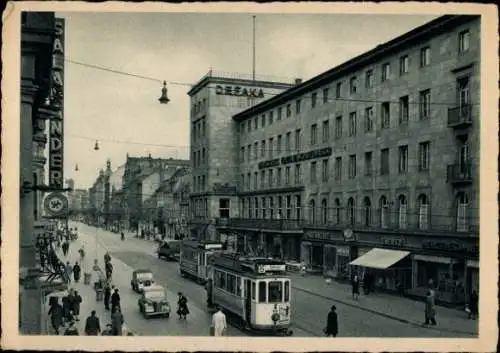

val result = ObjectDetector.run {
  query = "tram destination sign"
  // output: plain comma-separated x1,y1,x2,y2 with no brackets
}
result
257,264,286,273
258,147,333,169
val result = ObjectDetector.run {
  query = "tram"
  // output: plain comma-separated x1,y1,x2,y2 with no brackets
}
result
179,239,225,284
206,253,293,336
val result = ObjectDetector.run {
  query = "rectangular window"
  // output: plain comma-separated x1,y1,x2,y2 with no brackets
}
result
322,120,329,143
382,63,390,82
277,135,282,154
335,116,343,139
277,168,282,186
336,82,342,98
323,87,329,104
322,159,329,182
268,169,273,188
295,129,301,151
285,166,291,185
310,162,317,183
399,96,409,124
286,104,291,118
420,46,430,67
255,198,259,218
269,137,274,159
248,144,252,161
219,198,230,218
310,124,317,145
286,195,292,219
261,114,266,128
348,154,357,179
418,142,430,171
261,140,266,158
269,111,274,125
295,99,301,115
254,117,258,130
365,70,373,88
268,281,283,303
311,92,317,108
364,151,372,176
365,107,374,132
380,148,389,175
246,173,250,190
241,147,245,162
459,30,470,54
260,170,265,188
295,164,301,184
295,195,301,220
419,89,431,120
350,76,357,94
400,55,409,75
258,281,267,303
286,132,291,153
254,172,258,189
277,107,282,121
253,143,257,161
335,157,342,181
381,102,390,128
349,112,357,136
398,145,408,174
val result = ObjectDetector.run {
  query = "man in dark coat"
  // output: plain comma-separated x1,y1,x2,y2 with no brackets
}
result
72,290,82,321
84,310,101,335
177,292,189,320
104,283,112,311
48,297,63,335
73,262,81,283
61,294,72,323
62,241,69,256
324,305,338,337
111,307,124,336
111,288,121,313
105,261,113,281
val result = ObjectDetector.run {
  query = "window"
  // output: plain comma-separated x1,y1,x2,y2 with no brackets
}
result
277,135,282,154
241,174,245,189
219,199,230,218
348,154,357,179
277,107,282,121
227,274,236,294
240,122,245,135
381,63,390,82
322,159,329,182
286,195,292,219
295,164,301,184
286,104,291,118
254,172,258,189
295,195,301,220
278,196,283,219
247,172,251,189
285,166,290,185
459,30,470,54
262,197,266,219
419,89,431,120
295,129,301,151
310,162,317,183
255,198,259,218
400,55,409,75
349,112,357,136
260,170,265,188
365,107,374,132
398,195,407,229
309,199,316,223
418,194,429,230
334,198,342,224
296,99,301,114
364,151,372,176
310,124,317,145
261,114,266,128
269,197,274,219
258,281,267,303
286,132,291,153
458,77,471,109
322,120,329,142
268,281,283,303
347,198,355,225
251,282,256,300
236,277,242,296
362,197,371,226
380,148,389,175
269,137,274,159
254,117,258,130
311,92,317,108
334,156,342,181
418,141,430,171
336,82,342,98
321,199,328,224
380,196,389,228
381,102,390,128
269,111,274,125
253,143,257,160
202,148,206,164
323,87,329,104
261,140,266,158
241,147,245,162
399,96,409,124
284,281,290,302
335,116,343,139
398,145,408,173
350,76,357,94
420,46,430,67
365,70,374,88
268,169,273,188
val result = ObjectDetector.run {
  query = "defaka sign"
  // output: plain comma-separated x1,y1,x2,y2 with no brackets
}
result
215,85,265,98
49,18,65,189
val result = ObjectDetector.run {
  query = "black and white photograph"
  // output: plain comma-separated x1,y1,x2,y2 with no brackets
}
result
1,2,498,352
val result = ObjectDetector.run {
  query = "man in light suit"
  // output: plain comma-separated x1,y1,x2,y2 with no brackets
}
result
211,305,227,336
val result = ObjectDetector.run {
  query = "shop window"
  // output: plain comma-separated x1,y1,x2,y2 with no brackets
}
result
362,197,371,226
309,199,316,223
457,192,469,232
380,196,389,228
334,198,342,225
347,197,355,225
258,281,267,303
321,199,328,224
268,281,283,303
418,194,429,230
398,195,407,229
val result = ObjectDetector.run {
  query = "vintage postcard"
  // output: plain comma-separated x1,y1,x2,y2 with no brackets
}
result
1,1,498,352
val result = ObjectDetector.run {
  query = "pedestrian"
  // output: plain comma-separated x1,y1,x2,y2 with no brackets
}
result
105,261,113,281
104,252,111,265
73,261,81,283
104,283,111,311
323,305,338,337
61,293,72,323
66,261,73,283
62,241,69,256
363,272,371,295
351,275,360,300
48,297,63,335
177,292,189,320
84,310,101,336
211,305,227,336
468,290,478,320
72,290,82,321
78,246,85,262
424,290,437,325
111,288,121,313
111,307,125,336
64,320,79,335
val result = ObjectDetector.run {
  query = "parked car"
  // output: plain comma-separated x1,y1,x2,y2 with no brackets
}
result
131,269,155,293
138,284,171,318
157,240,181,261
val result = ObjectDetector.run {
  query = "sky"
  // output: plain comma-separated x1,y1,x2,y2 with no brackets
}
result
57,11,440,189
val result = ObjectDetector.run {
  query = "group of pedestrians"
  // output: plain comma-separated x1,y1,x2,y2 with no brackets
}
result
47,289,83,335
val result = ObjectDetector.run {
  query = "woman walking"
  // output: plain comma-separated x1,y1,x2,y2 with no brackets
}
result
177,292,190,320
73,262,81,283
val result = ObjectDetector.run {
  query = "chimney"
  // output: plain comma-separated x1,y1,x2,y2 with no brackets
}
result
295,78,302,85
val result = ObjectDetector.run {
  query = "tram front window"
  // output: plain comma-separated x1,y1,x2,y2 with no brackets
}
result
258,281,267,303
268,281,283,303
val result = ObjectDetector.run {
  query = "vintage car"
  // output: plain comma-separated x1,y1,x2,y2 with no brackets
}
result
157,240,181,261
138,285,171,318
131,269,155,293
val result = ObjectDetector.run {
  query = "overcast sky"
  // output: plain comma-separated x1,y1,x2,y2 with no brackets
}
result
57,11,440,189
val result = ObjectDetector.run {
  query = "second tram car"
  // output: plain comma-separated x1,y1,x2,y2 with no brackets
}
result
179,239,225,284
207,253,293,336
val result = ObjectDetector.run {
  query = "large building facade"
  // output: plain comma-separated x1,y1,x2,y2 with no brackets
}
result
198,15,480,304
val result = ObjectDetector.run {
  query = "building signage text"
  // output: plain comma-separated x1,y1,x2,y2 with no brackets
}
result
422,240,478,254
258,147,333,169
215,85,265,98
381,237,407,248
305,230,338,242
257,264,286,273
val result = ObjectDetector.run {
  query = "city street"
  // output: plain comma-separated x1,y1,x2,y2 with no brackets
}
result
71,222,476,337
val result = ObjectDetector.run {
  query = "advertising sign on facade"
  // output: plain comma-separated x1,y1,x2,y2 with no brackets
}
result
48,18,65,189
215,85,265,98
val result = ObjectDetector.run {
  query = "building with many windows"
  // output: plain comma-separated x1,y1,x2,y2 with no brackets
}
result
210,15,480,304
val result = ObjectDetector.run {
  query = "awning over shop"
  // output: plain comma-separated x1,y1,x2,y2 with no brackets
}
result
413,254,452,264
349,248,410,269
467,259,480,268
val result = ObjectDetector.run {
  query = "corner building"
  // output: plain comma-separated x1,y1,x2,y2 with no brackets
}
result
215,15,480,305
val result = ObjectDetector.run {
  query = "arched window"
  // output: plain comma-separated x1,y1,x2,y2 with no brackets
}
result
309,199,316,223
457,192,469,232
347,198,355,226
334,198,342,225
321,199,328,224
380,196,388,228
398,195,407,229
418,194,429,230
362,197,371,226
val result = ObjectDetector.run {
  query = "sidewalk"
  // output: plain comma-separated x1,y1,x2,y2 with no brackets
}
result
290,274,478,336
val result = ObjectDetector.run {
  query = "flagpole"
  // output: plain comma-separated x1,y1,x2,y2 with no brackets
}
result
252,15,256,82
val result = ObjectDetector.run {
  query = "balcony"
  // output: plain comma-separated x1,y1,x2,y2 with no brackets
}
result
447,105,472,128
447,163,473,185
215,218,303,232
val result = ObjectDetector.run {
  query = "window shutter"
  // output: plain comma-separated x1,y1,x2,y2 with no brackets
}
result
419,204,429,230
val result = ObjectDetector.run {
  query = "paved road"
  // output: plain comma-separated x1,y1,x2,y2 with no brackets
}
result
71,222,472,337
